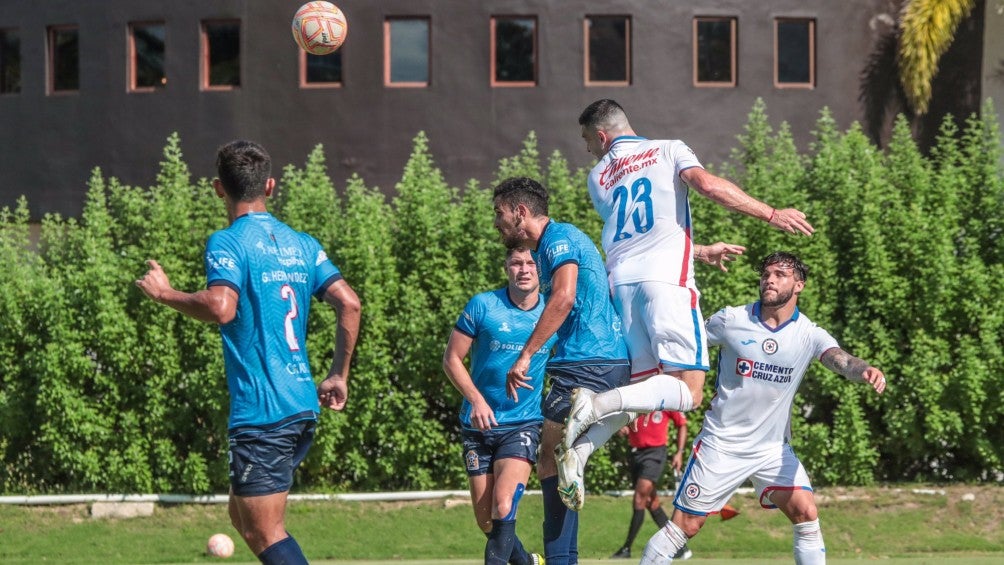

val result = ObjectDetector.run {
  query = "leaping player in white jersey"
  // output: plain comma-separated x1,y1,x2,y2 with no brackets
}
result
557,99,816,511
640,251,887,564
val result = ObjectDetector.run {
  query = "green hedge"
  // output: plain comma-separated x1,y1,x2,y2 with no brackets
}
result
1,100,1001,494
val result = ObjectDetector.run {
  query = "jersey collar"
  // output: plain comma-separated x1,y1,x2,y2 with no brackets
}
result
752,301,800,332
609,136,648,151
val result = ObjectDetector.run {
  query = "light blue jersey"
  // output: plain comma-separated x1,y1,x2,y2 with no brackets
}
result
534,220,629,367
205,212,342,430
454,288,556,429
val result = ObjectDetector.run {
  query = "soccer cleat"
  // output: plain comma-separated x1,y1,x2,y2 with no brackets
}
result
562,388,598,452
556,446,585,511
530,552,545,565
610,546,632,559
673,544,693,560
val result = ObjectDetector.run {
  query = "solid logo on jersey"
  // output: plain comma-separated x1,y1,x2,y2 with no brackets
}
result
465,449,479,471
762,339,779,355
736,358,754,378
685,483,701,499
598,147,660,189
546,242,571,262
206,250,238,272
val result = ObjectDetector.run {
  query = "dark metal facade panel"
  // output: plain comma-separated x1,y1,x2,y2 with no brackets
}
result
0,1,961,218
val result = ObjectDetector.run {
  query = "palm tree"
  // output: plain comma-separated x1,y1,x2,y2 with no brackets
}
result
897,0,977,115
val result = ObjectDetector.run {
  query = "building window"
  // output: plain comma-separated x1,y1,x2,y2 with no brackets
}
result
585,16,630,86
693,17,736,87
202,20,240,89
48,25,79,93
130,22,166,91
775,18,815,88
0,28,20,94
384,17,430,87
301,51,343,88
491,16,536,87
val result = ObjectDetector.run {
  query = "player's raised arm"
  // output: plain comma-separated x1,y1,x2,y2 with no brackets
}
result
819,347,887,394
136,259,238,324
681,167,814,236
694,242,746,272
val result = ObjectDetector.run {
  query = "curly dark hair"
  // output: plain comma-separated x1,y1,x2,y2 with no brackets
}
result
756,251,808,282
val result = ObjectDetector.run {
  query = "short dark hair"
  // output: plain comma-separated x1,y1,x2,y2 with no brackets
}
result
215,140,271,202
757,251,809,282
506,246,532,260
578,98,625,128
493,177,549,217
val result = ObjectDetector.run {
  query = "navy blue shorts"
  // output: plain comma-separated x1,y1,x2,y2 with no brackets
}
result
228,418,316,496
631,446,669,484
544,362,630,422
461,421,541,477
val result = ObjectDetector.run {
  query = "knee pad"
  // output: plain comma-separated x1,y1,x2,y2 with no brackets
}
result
501,483,525,522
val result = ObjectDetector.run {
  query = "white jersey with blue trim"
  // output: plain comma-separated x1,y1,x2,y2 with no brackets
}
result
587,136,703,288
699,302,838,454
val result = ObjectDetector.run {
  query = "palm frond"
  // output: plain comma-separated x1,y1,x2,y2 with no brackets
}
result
898,0,976,115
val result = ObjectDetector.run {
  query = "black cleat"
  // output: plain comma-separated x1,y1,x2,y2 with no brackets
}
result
610,546,631,559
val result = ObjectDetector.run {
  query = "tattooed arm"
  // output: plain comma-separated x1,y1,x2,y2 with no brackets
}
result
819,347,887,394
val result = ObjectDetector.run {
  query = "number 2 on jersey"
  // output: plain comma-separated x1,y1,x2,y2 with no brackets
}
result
612,177,654,241
280,284,301,351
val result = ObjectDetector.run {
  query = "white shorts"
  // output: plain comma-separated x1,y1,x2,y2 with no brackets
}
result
613,281,709,378
673,439,813,515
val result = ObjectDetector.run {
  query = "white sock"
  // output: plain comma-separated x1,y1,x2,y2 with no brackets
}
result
595,374,694,416
640,520,688,564
793,519,826,565
572,411,635,462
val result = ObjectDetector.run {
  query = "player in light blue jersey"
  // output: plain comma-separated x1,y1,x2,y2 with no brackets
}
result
444,247,554,565
136,140,361,565
493,176,631,565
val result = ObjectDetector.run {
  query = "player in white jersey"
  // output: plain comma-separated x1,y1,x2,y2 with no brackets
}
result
558,99,815,511
640,252,887,565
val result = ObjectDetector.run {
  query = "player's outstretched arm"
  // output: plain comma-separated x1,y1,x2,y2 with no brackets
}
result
318,279,361,411
443,330,498,430
135,259,237,323
681,167,815,236
694,242,746,272
820,347,887,394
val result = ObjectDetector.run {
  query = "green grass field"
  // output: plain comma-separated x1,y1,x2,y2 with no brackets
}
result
1,484,1001,564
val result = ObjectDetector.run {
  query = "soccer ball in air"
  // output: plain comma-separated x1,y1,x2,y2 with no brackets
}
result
206,533,235,558
292,2,348,55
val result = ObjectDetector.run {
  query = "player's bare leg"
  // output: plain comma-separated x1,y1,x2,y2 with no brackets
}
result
468,472,495,535
229,491,291,554
771,489,826,565
485,457,537,565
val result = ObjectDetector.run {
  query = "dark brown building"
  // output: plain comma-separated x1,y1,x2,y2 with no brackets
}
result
0,1,994,218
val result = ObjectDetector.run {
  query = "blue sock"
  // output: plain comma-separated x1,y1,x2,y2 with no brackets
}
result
509,533,532,565
257,534,308,565
542,476,577,565
565,506,579,564
486,519,517,565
